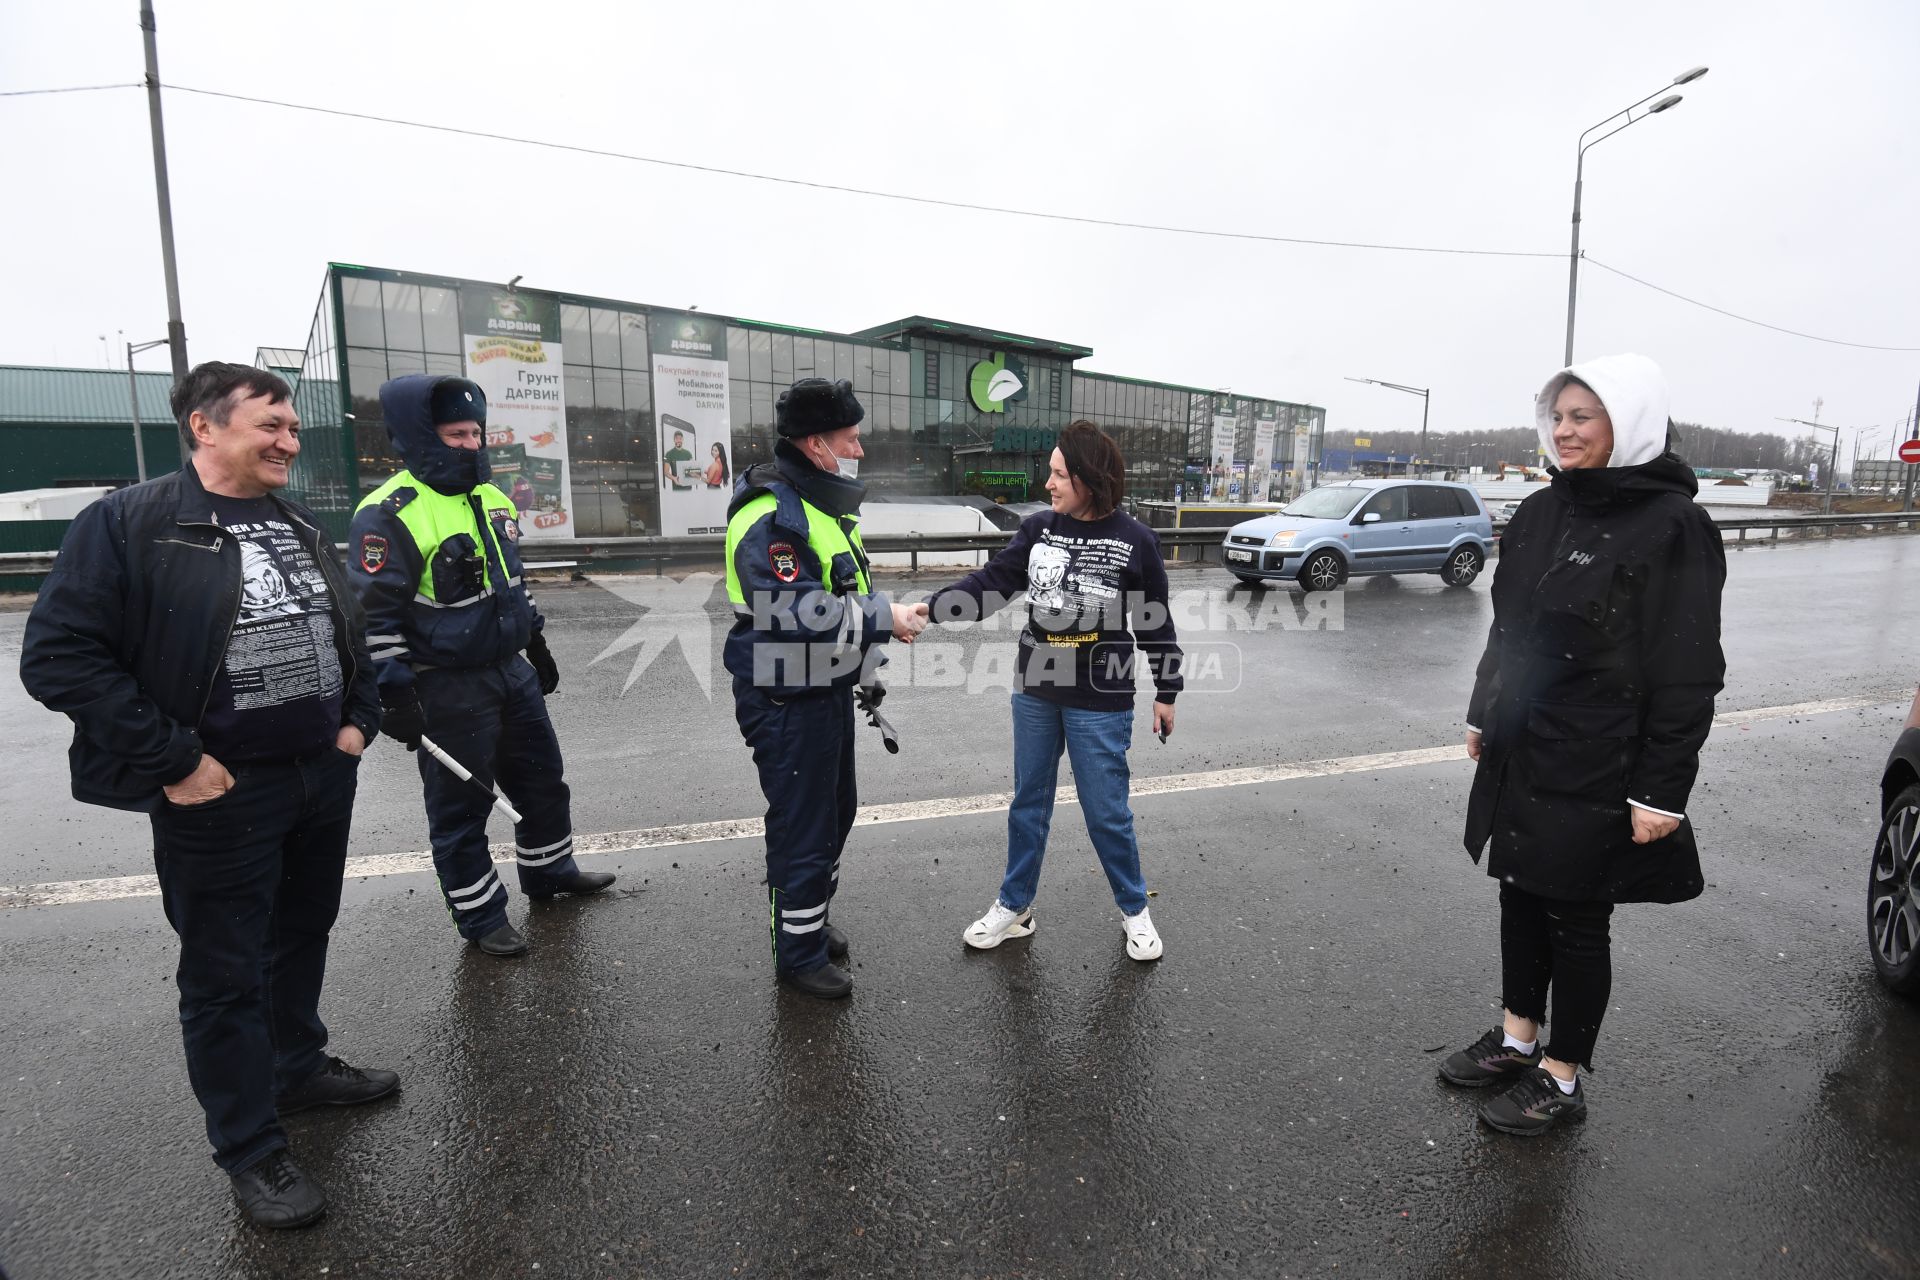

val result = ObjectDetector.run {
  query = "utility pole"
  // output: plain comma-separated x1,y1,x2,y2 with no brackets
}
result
140,0,190,400
1905,382,1919,513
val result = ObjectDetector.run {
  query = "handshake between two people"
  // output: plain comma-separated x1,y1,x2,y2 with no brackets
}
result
889,600,932,644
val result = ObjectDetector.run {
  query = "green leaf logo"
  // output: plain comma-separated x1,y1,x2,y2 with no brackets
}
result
969,352,1027,414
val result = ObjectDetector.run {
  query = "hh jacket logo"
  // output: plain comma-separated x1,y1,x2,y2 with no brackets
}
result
769,543,799,583
360,534,389,574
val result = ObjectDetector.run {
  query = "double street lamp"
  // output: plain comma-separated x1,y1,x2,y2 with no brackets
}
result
1564,66,1708,367
1777,415,1850,515
1344,376,1429,476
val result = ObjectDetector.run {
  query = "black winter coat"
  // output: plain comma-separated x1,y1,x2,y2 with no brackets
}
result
1464,454,1726,903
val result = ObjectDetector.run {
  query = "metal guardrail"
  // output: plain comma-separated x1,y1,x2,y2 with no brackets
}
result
1,513,1913,580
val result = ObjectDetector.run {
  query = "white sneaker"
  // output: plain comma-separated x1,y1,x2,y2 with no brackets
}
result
964,900,1035,950
1122,907,1163,961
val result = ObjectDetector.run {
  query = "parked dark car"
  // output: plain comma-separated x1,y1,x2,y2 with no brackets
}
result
1870,686,1920,995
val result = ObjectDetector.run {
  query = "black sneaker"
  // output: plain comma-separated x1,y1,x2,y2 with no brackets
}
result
824,922,850,961
230,1149,326,1229
1480,1067,1587,1135
779,961,852,1000
276,1055,400,1115
1437,1027,1543,1088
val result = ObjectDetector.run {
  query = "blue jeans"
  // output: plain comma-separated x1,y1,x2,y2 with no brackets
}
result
1000,692,1148,916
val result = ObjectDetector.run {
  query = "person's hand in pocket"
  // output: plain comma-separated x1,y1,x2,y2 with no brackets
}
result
164,753,234,805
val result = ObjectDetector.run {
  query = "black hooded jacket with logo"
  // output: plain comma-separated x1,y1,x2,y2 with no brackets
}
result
1464,453,1726,903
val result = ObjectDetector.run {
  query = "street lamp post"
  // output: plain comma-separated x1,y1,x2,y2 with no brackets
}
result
1778,416,1852,516
1344,376,1429,477
126,338,170,483
1564,66,1707,368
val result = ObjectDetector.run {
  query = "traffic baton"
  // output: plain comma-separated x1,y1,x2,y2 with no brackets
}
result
419,734,523,823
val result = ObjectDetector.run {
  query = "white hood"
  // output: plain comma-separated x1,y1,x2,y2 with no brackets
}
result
1535,352,1670,469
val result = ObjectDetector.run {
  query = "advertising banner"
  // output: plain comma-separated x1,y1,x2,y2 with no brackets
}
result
1290,409,1312,500
1250,417,1277,503
460,289,571,538
651,313,734,537
1208,413,1238,503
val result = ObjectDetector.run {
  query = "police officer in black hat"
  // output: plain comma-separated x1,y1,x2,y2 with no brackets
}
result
347,375,614,957
723,378,925,998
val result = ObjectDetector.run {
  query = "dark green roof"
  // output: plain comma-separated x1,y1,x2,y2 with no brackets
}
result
851,317,1094,360
0,365,177,425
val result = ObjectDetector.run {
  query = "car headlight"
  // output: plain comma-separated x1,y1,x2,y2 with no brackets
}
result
1268,530,1298,547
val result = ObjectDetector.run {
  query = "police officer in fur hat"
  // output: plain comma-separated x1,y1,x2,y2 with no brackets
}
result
346,375,614,957
724,377,926,998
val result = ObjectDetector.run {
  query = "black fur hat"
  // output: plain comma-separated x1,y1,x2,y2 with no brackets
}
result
776,377,864,438
429,377,487,427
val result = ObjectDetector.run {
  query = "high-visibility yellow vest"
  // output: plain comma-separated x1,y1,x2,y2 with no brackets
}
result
725,490,870,606
356,476,514,602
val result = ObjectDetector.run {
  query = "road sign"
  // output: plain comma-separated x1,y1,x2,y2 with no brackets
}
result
1899,438,1920,465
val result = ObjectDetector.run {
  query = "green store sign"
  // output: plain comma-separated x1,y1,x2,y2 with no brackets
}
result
993,426,1058,453
968,352,1028,414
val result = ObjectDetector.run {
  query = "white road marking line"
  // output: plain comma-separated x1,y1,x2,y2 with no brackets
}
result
2,692,1904,911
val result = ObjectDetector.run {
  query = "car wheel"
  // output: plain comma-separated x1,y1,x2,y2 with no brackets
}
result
1442,545,1484,587
1869,782,1920,995
1297,550,1346,593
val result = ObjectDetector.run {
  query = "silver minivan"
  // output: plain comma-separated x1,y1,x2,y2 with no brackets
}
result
1221,478,1495,591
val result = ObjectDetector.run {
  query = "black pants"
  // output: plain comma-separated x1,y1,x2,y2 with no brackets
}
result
416,658,581,939
1499,882,1614,1070
149,747,360,1173
732,679,855,974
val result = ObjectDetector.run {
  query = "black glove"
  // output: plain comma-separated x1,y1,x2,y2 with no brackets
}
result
526,632,560,696
854,684,885,716
381,688,426,752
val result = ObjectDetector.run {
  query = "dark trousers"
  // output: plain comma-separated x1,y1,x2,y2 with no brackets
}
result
1500,882,1615,1070
416,658,581,939
149,746,360,1173
733,679,855,974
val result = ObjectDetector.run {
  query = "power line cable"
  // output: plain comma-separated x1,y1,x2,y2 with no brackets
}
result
0,82,141,98
1584,256,1920,353
163,83,1564,260
7,81,1917,351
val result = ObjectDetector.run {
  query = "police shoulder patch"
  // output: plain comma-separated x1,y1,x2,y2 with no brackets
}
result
360,534,389,573
768,542,800,583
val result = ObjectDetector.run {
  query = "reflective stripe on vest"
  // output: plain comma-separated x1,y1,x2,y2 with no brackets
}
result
724,491,870,607
355,475,514,603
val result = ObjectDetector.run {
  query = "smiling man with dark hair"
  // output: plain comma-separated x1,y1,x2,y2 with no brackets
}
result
21,360,392,1230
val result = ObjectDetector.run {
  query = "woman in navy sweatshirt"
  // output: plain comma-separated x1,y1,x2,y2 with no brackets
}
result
923,420,1184,961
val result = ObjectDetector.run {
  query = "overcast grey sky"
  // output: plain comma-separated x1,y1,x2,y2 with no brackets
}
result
3,0,1916,463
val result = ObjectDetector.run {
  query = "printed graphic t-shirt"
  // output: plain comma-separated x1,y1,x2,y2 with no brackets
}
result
198,496,346,764
926,508,1185,712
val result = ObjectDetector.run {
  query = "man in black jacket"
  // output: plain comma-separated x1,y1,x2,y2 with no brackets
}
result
20,362,395,1230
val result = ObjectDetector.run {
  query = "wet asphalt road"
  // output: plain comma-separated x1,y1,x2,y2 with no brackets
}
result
1,534,1918,1278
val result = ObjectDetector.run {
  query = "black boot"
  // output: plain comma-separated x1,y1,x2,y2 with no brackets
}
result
824,922,849,961
779,962,852,999
527,869,616,900
472,922,529,956
230,1149,326,1229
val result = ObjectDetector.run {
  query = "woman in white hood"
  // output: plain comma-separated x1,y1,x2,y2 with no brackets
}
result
1439,353,1727,1135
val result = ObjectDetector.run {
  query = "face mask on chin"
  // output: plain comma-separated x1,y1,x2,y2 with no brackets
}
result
810,440,859,480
